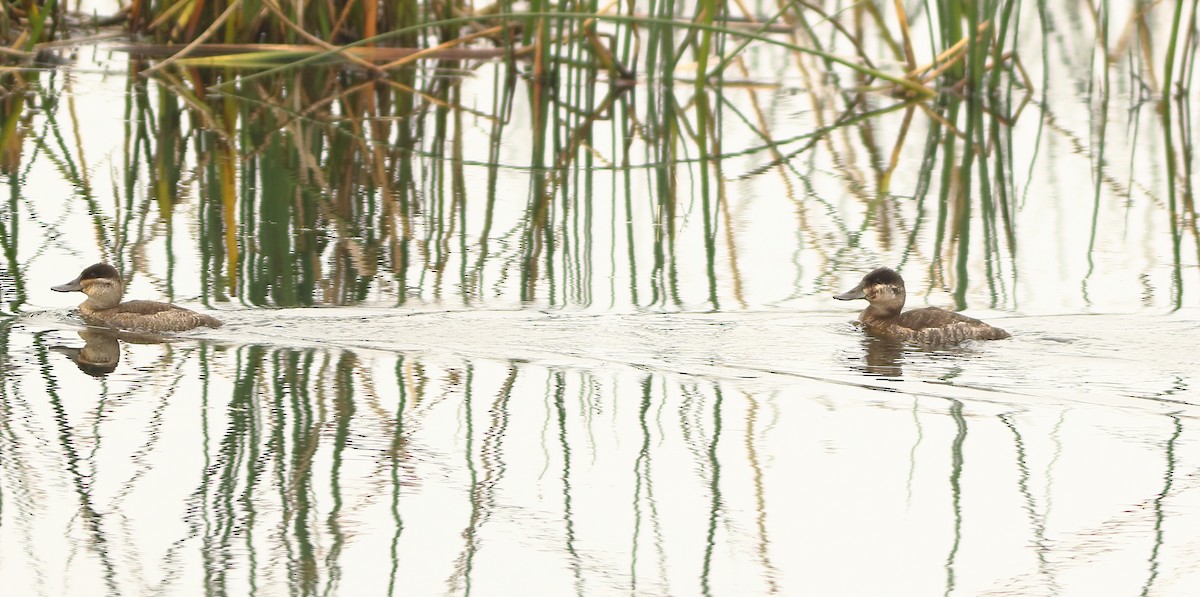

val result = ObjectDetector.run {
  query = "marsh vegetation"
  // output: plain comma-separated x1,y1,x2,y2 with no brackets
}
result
3,1,1194,311
1,2,1199,595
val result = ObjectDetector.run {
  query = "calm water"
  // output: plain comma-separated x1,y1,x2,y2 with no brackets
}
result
3,2,1200,595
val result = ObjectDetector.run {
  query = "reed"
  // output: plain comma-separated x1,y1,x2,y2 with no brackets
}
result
2,2,1197,310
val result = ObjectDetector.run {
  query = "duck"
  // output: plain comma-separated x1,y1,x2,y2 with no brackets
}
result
834,267,1009,345
52,263,223,332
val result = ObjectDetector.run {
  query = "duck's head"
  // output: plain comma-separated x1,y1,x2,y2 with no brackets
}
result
834,267,906,316
53,263,124,310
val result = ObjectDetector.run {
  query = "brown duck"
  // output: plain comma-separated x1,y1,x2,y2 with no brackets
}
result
834,267,1009,345
53,263,222,332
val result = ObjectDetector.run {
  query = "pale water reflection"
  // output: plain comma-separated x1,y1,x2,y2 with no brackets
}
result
2,309,1198,595
4,1,1200,594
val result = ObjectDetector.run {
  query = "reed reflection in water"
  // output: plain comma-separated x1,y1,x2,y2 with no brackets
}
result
2,1,1200,594
3,316,1200,595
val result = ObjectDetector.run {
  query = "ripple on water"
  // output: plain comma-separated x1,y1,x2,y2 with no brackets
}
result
149,306,1200,414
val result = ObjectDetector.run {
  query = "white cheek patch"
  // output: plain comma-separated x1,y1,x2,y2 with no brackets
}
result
870,287,893,300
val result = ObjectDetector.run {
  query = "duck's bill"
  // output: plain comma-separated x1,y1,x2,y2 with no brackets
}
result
52,276,83,292
833,286,866,301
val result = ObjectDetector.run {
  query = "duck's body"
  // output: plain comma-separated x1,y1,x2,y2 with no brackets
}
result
834,268,1009,345
52,263,222,332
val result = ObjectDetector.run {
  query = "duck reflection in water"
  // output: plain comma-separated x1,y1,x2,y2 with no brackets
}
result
834,267,1009,346
51,328,170,377
52,263,222,332
853,335,907,378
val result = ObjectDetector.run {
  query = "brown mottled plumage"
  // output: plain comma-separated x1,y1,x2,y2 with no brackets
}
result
52,263,223,332
834,267,1009,345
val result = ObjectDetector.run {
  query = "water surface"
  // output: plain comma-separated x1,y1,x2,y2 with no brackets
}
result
2,2,1200,595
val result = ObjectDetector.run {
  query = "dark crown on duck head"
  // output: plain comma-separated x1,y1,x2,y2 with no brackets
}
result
79,263,121,282
833,267,906,302
861,267,904,288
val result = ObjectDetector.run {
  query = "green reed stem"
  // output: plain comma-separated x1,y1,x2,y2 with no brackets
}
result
1085,0,1110,298
1160,0,1185,309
